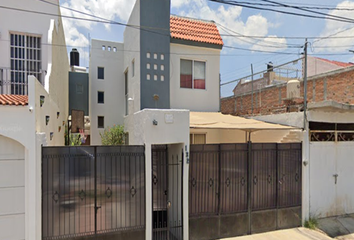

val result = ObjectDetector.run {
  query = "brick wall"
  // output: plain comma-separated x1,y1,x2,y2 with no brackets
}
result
222,67,354,117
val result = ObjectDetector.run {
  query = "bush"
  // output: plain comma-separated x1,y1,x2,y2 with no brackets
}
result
304,217,318,230
100,125,126,145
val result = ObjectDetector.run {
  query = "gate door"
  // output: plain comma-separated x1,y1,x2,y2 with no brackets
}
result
152,145,183,240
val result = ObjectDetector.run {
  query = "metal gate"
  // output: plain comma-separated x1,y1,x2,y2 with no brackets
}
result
152,145,183,240
42,146,145,240
189,143,302,240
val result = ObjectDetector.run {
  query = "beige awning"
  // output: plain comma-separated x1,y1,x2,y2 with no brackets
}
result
190,112,296,132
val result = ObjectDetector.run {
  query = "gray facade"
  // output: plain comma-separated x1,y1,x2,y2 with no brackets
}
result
69,72,89,115
139,0,171,109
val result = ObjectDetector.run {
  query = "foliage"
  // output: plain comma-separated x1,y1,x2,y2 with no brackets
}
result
64,125,83,146
100,125,126,145
304,217,318,230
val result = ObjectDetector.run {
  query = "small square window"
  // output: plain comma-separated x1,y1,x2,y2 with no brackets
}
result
98,116,104,128
154,53,157,59
154,75,157,81
147,63,150,69
154,64,157,70
108,46,111,51
161,54,164,60
161,75,165,81
147,52,151,59
97,67,104,79
98,91,104,104
147,74,151,80
102,45,106,50
161,65,164,71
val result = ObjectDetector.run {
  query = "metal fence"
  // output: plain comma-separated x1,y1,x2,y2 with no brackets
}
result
42,145,145,240
189,143,302,217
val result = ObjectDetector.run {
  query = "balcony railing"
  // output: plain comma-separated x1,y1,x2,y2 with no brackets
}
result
0,68,43,95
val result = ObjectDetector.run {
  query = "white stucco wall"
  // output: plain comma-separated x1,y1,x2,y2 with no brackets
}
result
0,0,59,87
124,0,141,114
170,43,221,112
89,40,125,145
124,109,190,240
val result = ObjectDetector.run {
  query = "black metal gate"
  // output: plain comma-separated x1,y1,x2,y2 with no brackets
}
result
152,145,183,240
189,143,302,240
42,146,145,240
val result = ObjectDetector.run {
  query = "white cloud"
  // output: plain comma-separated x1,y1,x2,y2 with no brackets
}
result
313,1,354,53
171,0,190,8
172,0,287,51
250,36,288,52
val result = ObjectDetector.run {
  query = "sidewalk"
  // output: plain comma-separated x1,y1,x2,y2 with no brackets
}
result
220,228,332,240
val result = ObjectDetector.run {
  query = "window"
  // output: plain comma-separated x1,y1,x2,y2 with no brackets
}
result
147,63,150,69
161,54,164,60
147,52,151,59
154,64,157,70
161,75,165,81
132,60,135,77
10,33,42,95
161,65,164,71
147,74,151,80
102,45,106,50
97,67,104,79
108,46,111,51
125,71,128,116
113,47,117,52
98,116,104,128
310,122,354,142
190,133,206,144
154,75,157,81
154,53,157,59
180,59,206,89
97,91,104,104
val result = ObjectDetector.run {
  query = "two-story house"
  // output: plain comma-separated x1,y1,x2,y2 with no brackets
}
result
0,1,69,239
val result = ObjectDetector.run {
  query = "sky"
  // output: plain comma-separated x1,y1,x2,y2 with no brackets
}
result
58,0,354,97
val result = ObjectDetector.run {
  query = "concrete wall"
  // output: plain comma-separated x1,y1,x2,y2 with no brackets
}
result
170,43,221,112
124,109,190,240
0,0,59,83
124,0,141,114
89,40,125,145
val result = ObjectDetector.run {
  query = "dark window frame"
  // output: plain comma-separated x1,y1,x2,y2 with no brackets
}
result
97,91,104,104
97,67,104,79
97,116,104,128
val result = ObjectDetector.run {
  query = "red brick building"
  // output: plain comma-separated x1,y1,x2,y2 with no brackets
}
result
221,65,354,117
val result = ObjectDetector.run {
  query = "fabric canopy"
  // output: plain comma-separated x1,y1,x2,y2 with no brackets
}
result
190,112,295,132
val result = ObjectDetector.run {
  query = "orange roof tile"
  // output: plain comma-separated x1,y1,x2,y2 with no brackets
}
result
316,57,354,68
0,94,28,106
170,15,224,46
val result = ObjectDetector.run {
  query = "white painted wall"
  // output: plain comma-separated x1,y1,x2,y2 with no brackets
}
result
0,136,25,240
170,43,221,112
0,0,60,87
124,0,141,114
307,56,345,78
124,109,190,240
89,40,125,145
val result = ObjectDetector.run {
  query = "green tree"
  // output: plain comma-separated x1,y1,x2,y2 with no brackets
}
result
100,125,126,145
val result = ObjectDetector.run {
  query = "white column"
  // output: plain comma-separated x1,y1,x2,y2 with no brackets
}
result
145,143,152,240
302,129,310,223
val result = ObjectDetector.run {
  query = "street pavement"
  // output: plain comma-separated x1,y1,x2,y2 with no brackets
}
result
220,228,333,240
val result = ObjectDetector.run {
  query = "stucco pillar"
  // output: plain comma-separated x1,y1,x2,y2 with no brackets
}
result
302,129,310,223
145,143,152,240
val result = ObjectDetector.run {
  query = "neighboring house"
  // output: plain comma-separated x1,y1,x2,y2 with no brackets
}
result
89,3,223,145
0,1,69,239
221,58,354,220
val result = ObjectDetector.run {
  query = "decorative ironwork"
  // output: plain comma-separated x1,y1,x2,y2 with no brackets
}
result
105,187,112,199
241,177,246,186
225,178,231,187
153,175,158,185
130,186,137,197
253,176,258,185
338,132,354,141
208,178,214,187
295,173,299,182
79,189,85,201
52,191,59,203
310,131,335,142
267,175,272,184
191,178,197,187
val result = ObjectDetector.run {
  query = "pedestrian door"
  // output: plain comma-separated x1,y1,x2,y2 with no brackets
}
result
152,145,183,240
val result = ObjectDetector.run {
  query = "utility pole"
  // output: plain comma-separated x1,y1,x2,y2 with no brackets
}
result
251,64,254,115
303,38,308,129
